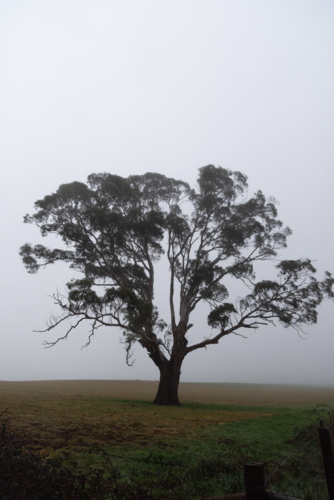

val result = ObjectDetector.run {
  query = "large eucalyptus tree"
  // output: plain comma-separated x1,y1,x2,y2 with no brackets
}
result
20,166,333,404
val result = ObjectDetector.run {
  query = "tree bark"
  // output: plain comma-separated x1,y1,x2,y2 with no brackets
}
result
153,356,183,405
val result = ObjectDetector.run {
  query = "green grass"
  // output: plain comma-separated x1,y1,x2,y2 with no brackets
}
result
48,400,332,499
2,381,334,499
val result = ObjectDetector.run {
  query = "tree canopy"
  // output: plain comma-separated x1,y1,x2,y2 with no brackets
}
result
20,166,334,404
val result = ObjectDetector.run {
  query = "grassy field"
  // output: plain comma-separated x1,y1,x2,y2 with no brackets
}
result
1,380,334,499
2,379,334,405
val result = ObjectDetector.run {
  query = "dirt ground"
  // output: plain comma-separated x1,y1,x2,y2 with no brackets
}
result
1,379,334,406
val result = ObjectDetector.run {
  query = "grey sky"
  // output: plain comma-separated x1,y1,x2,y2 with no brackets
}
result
1,0,334,385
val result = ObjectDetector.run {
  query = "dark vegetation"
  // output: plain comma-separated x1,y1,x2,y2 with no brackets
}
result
20,166,334,405
1,394,332,499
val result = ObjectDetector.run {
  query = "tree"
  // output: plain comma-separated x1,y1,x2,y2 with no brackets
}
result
20,166,334,405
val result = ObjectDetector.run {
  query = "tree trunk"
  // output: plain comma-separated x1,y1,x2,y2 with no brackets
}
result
153,356,183,405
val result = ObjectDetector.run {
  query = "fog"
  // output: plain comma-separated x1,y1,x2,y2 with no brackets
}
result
1,0,334,386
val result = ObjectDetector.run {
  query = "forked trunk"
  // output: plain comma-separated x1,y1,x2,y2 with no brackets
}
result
153,356,183,405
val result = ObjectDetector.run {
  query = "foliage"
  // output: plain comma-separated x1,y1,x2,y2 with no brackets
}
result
20,166,334,403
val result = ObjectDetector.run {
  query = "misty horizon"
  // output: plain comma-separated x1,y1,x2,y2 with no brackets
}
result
1,0,333,386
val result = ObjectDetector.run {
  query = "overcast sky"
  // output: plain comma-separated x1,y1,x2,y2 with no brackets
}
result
1,0,334,386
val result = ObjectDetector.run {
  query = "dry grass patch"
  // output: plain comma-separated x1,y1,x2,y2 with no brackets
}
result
0,393,270,455
1,379,334,406
1,379,333,456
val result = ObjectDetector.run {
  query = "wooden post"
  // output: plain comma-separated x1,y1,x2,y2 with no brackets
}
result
319,426,334,500
244,463,265,500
